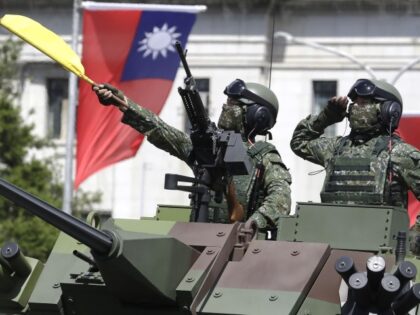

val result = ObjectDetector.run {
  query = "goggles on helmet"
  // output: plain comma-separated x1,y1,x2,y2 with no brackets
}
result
347,79,400,104
224,79,276,116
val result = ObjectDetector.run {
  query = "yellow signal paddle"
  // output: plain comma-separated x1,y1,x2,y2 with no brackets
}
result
0,14,128,107
0,14,95,85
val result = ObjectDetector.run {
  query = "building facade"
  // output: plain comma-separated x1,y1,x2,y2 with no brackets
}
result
1,0,420,218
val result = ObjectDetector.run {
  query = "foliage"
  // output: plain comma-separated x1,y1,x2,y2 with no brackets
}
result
0,38,101,262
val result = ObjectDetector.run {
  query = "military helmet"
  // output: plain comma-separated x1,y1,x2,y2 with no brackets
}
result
224,79,278,135
347,78,403,105
347,78,403,132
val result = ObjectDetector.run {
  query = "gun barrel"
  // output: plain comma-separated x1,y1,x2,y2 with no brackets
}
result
175,41,192,78
0,178,113,254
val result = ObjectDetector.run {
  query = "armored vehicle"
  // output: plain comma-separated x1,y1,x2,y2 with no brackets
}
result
0,178,418,315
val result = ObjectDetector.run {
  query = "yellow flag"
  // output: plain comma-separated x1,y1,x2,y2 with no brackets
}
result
0,14,94,85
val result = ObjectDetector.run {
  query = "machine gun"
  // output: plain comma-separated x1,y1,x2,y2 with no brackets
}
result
165,41,252,222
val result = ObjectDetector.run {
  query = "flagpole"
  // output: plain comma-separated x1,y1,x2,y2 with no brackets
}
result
63,0,81,214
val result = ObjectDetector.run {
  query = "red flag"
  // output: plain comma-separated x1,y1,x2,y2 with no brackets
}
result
396,115,420,227
75,3,204,188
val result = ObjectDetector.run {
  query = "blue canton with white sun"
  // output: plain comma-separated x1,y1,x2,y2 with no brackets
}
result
138,23,181,60
121,11,196,81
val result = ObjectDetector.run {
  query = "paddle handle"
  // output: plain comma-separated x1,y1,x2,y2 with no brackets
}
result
87,78,129,110
81,74,95,85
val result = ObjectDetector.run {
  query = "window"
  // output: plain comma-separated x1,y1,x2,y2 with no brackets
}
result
312,80,337,137
184,78,210,133
47,78,68,139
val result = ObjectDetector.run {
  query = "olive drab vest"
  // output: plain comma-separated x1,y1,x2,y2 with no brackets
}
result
320,135,407,207
232,141,279,213
208,141,279,222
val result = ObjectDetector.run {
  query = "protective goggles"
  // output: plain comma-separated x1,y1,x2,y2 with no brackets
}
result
224,79,276,115
347,79,400,104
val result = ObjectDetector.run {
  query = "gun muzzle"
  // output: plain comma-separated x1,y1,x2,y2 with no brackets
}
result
1,242,31,278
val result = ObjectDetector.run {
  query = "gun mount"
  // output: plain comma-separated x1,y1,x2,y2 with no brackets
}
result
165,41,252,223
0,178,419,314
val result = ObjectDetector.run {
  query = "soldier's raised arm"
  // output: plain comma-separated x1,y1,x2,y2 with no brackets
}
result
93,84,193,162
290,96,347,167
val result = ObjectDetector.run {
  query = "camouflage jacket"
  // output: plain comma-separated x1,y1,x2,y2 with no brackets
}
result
121,100,292,227
290,108,420,208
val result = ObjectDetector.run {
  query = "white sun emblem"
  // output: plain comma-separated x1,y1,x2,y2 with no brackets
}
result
137,23,181,60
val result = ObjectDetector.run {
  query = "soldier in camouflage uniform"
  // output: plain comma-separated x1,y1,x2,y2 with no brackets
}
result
94,79,291,229
291,78,420,208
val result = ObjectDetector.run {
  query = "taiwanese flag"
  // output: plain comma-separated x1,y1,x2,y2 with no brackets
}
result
397,115,420,227
75,2,205,188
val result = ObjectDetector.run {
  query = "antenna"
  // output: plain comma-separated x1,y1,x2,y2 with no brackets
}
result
268,9,276,88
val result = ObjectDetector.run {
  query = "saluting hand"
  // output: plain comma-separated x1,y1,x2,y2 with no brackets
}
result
327,96,348,113
324,95,348,124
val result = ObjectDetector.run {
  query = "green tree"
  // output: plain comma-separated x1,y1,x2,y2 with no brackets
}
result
0,38,101,261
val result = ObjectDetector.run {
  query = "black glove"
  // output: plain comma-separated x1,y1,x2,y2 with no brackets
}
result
93,83,125,106
312,96,348,132
324,96,348,124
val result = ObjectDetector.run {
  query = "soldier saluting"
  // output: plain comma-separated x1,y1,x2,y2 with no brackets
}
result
291,78,420,209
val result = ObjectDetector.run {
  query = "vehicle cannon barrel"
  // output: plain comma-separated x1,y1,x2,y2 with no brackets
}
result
0,178,113,254
0,177,199,306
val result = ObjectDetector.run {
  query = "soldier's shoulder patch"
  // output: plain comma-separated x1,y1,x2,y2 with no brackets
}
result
249,141,278,157
264,152,288,169
271,161,292,184
393,142,420,156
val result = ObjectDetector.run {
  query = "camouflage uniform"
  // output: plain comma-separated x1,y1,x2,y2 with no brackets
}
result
290,105,420,208
121,99,292,228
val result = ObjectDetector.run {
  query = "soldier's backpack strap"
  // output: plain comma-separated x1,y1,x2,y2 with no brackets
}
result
333,136,350,156
247,141,277,158
245,141,286,222
372,134,403,205
372,134,402,156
